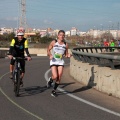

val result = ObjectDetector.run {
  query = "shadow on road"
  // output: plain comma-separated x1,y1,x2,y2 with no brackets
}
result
47,82,75,97
19,86,48,97
57,67,97,96
60,82,75,88
71,86,93,93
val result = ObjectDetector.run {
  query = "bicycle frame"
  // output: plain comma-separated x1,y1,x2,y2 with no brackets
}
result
14,59,21,82
13,57,27,97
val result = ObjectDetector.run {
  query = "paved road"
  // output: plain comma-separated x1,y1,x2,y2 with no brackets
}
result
0,56,120,120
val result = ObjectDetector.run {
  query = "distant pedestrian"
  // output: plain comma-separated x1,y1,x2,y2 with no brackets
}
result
47,30,72,97
109,39,115,52
118,40,120,47
103,39,109,52
104,39,109,47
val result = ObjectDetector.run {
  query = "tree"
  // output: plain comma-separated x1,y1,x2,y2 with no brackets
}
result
40,36,53,43
0,32,15,41
8,32,15,41
101,32,113,41
0,34,5,41
34,32,41,43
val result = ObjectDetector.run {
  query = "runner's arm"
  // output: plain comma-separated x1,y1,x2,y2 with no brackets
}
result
47,40,55,59
64,43,72,58
47,41,54,56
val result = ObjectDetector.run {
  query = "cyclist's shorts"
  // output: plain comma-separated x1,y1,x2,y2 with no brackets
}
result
10,59,25,73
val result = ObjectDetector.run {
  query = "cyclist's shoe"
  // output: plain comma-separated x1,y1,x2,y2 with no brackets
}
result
47,77,53,88
9,72,13,79
13,79,16,84
20,79,23,87
51,90,57,97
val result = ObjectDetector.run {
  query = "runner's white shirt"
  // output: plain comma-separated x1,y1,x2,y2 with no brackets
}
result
50,40,66,66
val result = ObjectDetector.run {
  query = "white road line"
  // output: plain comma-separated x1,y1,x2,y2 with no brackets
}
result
44,68,120,117
0,73,43,120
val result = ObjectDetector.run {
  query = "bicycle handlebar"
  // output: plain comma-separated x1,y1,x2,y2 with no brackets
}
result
13,57,27,61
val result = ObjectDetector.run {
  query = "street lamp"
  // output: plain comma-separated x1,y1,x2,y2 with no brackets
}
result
100,24,103,40
108,21,112,41
117,22,119,40
93,26,96,40
109,21,112,30
100,24,103,31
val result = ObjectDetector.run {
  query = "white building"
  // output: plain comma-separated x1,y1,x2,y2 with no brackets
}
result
0,27,14,35
79,32,86,36
65,31,70,36
70,27,77,36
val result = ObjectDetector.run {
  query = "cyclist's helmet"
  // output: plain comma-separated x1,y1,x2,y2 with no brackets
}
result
17,27,25,36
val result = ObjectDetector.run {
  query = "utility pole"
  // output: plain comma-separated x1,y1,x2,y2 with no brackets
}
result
19,0,27,30
117,22,120,39
117,22,119,40
108,21,112,41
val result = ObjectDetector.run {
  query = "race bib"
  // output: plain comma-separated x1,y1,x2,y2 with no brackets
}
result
54,53,62,60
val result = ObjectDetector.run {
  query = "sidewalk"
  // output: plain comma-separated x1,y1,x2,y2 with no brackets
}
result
61,66,120,113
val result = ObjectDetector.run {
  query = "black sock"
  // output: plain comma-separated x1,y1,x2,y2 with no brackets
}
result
54,82,59,90
50,77,53,83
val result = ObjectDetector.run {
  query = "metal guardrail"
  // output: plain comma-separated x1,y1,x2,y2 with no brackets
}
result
71,47,120,69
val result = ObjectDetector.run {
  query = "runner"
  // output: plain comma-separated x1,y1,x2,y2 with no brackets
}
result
47,30,72,97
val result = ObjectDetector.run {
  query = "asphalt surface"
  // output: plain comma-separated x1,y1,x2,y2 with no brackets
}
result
0,56,120,120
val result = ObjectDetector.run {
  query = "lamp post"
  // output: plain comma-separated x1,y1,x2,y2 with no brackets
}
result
100,24,103,31
100,24,103,40
93,26,96,40
109,21,112,41
117,22,119,40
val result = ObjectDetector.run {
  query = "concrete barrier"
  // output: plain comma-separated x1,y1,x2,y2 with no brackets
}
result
28,48,71,56
0,49,8,58
0,48,47,57
28,48,47,56
0,48,72,57
70,57,120,98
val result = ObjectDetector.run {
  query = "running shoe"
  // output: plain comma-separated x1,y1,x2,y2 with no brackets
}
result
51,90,57,97
47,77,53,88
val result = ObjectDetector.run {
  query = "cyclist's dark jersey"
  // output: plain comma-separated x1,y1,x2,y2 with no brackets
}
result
8,37,31,57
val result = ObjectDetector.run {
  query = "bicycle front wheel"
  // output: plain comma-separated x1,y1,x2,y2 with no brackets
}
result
14,70,21,97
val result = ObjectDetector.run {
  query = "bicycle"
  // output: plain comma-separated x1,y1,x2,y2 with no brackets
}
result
12,57,27,97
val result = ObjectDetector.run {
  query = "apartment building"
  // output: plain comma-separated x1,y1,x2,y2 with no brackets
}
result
0,27,14,35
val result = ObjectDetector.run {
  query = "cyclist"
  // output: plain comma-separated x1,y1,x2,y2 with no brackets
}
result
7,27,31,86
47,30,72,97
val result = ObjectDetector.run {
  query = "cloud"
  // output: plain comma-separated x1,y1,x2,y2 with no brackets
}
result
0,17,18,21
5,17,18,21
113,2,120,8
43,19,53,24
0,17,18,28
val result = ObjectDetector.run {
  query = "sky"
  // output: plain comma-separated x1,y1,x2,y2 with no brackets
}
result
0,0,120,31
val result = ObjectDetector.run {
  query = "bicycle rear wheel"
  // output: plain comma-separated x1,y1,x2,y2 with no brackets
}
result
13,71,17,92
14,70,21,97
